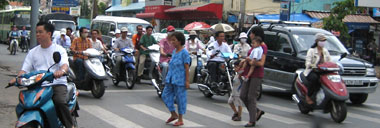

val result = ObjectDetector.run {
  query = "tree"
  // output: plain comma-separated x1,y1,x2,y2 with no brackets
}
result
0,0,8,9
80,0,91,18
322,0,363,46
98,2,107,15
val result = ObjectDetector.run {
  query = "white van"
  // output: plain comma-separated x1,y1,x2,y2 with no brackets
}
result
91,16,151,46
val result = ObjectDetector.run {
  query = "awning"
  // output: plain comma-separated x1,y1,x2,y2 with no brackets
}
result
228,15,238,23
106,2,145,12
255,13,320,23
164,3,223,20
305,11,379,24
135,12,171,19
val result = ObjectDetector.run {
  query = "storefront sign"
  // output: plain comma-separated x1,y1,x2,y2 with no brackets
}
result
280,0,290,21
52,0,79,7
373,8,380,17
70,6,80,16
51,6,70,14
346,23,370,30
145,5,174,13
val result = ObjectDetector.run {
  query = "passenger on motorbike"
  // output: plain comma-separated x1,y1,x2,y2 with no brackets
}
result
90,29,108,61
159,25,176,85
137,26,157,82
111,29,121,48
112,27,134,76
66,27,75,43
9,22,74,128
8,25,20,50
303,33,331,105
53,28,71,48
206,31,232,83
70,27,93,81
233,32,251,58
185,30,205,83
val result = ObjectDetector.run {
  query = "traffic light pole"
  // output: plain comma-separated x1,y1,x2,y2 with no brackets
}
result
30,0,39,47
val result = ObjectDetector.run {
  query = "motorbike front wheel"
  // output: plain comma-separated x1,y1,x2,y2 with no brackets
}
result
126,69,136,89
330,100,347,123
20,121,40,128
11,42,17,55
91,80,105,98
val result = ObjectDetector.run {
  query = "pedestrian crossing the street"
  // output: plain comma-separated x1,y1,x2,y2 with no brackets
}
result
79,102,380,128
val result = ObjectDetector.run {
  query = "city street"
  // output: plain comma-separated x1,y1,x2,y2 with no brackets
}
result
1,43,380,128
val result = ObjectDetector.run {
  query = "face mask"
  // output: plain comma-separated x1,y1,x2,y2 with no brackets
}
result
240,38,247,43
167,32,173,35
82,33,88,38
190,35,196,40
318,41,326,47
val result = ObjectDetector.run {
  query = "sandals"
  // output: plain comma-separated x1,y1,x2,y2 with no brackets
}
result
244,122,255,127
231,113,238,120
256,110,265,121
166,117,178,124
173,121,184,126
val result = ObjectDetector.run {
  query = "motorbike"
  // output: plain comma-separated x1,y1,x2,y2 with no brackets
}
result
5,52,79,128
68,48,108,98
197,51,238,98
292,53,348,123
20,35,29,52
110,47,137,89
133,44,164,97
9,36,19,55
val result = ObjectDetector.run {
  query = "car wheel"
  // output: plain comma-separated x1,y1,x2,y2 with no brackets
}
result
349,93,368,105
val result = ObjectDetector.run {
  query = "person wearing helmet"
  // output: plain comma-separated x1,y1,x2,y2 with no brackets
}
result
53,28,71,48
233,32,251,58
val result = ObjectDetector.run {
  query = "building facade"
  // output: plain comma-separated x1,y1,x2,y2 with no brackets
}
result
292,0,345,13
106,0,145,17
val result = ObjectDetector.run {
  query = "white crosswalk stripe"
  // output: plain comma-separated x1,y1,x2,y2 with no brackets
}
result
213,103,307,124
259,103,299,113
126,104,204,127
187,104,247,126
365,103,380,108
81,105,144,128
348,112,380,124
350,106,380,115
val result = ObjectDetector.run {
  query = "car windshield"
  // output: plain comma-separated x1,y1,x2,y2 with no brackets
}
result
52,21,75,32
117,23,150,35
292,34,348,55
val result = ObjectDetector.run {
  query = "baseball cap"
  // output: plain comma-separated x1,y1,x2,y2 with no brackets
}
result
167,25,175,32
120,27,128,32
60,28,66,35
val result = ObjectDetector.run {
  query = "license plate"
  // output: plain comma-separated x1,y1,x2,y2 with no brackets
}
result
344,80,363,85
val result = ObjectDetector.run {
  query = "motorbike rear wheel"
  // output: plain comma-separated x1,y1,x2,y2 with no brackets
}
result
20,121,41,128
126,69,136,89
91,80,105,98
330,100,347,123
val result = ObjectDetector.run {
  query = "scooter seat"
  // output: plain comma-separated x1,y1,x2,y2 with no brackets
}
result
300,72,310,86
66,83,75,102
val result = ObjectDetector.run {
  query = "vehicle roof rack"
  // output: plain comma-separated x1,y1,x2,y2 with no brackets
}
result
258,20,312,30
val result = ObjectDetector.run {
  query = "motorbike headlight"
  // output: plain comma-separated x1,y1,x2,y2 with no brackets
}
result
19,73,45,86
366,68,376,76
327,75,341,82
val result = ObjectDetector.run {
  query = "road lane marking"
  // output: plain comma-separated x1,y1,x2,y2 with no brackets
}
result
259,103,299,113
126,104,204,127
350,107,380,115
213,103,306,124
365,103,380,108
187,104,247,126
81,105,143,128
262,84,287,91
348,112,380,124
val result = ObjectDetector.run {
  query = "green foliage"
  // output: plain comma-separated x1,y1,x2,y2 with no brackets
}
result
80,0,91,18
98,2,107,15
0,0,9,9
322,0,363,46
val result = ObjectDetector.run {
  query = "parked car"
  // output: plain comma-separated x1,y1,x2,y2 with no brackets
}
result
248,22,378,104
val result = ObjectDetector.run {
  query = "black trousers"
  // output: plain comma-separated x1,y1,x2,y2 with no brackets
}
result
240,78,261,123
53,85,73,128
207,61,223,83
306,71,320,97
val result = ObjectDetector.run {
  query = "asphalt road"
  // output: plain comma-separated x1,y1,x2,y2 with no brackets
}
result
1,44,380,128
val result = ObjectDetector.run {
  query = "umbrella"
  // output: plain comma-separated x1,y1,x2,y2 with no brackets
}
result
211,23,235,32
184,22,211,31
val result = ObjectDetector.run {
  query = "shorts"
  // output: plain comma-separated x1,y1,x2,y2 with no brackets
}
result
228,95,243,106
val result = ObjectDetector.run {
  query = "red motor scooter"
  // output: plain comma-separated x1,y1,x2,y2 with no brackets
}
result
292,53,348,123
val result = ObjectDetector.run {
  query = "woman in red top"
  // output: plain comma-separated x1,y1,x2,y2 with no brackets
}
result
239,26,267,127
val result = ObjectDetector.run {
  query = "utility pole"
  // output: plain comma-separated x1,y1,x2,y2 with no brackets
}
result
30,0,39,47
91,0,98,19
239,0,246,33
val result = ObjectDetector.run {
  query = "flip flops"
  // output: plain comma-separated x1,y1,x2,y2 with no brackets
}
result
166,117,178,124
173,121,184,126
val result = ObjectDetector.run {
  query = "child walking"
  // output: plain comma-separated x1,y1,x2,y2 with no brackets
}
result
229,60,243,121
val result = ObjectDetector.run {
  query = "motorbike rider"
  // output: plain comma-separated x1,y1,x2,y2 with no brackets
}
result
112,27,134,76
185,30,205,83
137,26,157,82
8,25,20,50
233,32,251,58
20,26,28,48
9,21,74,128
159,25,176,85
206,31,232,83
90,29,107,53
53,28,71,48
132,25,144,66
70,27,93,82
303,33,331,105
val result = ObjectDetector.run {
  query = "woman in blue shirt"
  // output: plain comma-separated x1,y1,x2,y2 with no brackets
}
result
162,32,190,126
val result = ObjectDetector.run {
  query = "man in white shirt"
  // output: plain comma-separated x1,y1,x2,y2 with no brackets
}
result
53,28,71,48
206,31,232,83
9,22,74,128
112,27,134,76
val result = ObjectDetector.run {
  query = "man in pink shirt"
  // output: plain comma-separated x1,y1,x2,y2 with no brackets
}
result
159,25,176,85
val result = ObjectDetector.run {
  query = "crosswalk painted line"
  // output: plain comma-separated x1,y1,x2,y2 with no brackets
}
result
81,105,143,128
365,103,380,108
213,103,307,124
259,103,299,113
348,112,380,124
126,104,204,127
187,104,247,126
350,107,380,115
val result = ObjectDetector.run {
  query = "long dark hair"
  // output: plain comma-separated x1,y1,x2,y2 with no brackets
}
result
311,40,318,48
248,26,264,44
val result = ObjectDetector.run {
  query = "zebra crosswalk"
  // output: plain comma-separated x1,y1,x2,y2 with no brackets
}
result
79,102,380,128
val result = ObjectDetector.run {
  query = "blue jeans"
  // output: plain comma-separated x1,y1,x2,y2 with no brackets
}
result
74,58,85,80
161,62,169,85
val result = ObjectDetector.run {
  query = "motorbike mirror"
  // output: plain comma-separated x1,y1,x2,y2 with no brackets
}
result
53,52,61,64
339,53,347,61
